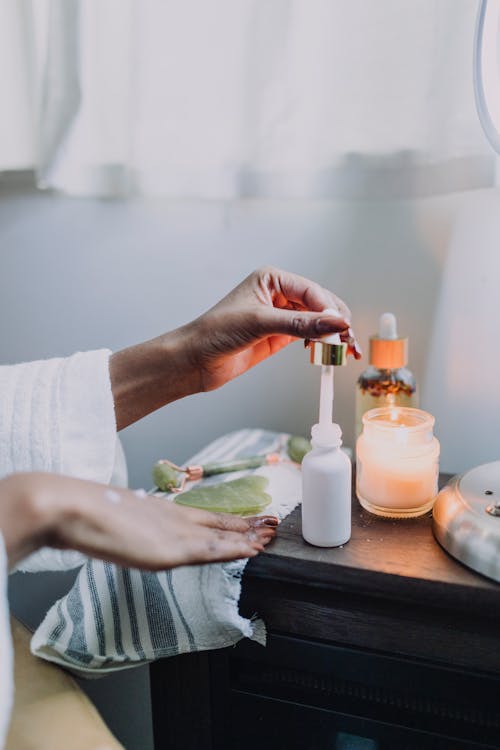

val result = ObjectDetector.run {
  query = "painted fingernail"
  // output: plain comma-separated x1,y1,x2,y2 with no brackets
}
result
251,516,279,528
263,518,279,527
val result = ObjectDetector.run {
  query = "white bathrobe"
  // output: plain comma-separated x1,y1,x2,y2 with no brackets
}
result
0,350,121,747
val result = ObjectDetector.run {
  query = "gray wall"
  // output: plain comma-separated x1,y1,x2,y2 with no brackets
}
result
3,177,500,748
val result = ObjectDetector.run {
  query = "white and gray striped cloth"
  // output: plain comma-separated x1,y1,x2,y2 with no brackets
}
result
31,429,302,675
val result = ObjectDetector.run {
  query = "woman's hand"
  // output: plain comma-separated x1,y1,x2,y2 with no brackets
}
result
184,266,361,392
0,473,277,570
110,267,360,429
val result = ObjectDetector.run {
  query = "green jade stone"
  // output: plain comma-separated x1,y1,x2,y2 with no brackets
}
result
153,462,180,492
174,475,271,516
201,456,268,475
287,435,312,464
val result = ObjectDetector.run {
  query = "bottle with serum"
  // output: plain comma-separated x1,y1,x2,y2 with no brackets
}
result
302,314,351,547
355,312,417,438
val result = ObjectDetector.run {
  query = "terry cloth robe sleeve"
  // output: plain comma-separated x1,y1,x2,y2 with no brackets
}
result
0,350,119,572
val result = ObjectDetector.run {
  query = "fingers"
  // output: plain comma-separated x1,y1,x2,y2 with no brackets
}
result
341,327,363,360
33,474,279,572
255,307,350,340
167,506,278,566
200,533,261,563
250,268,363,357
256,267,352,324
184,507,253,532
176,506,279,532
196,525,276,564
186,511,278,551
251,268,357,344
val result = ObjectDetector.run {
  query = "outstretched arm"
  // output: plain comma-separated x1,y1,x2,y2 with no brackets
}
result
110,267,360,430
0,473,277,570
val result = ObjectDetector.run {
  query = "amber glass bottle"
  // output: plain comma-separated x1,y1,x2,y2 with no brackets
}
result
355,313,418,438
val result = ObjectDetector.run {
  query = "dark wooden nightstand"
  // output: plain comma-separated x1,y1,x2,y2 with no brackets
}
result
150,474,500,750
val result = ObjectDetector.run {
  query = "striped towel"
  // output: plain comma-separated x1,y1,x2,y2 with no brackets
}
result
31,429,302,675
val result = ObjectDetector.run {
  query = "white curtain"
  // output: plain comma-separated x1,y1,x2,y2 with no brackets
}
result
0,0,494,198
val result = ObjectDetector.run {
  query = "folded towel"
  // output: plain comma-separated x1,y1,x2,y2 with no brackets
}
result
31,429,302,675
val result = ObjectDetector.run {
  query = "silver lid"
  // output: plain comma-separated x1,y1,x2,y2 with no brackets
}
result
432,461,500,582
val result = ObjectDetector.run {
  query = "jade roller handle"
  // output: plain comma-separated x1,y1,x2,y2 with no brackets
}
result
200,454,280,476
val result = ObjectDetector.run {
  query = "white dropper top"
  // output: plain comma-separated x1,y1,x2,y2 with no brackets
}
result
379,312,398,340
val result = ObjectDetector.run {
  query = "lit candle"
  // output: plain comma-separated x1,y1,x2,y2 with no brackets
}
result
356,407,440,518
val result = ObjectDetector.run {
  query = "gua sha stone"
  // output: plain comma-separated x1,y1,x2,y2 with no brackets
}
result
174,475,272,516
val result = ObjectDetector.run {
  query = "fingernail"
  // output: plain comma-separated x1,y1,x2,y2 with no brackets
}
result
263,518,279,527
353,338,363,356
251,516,279,528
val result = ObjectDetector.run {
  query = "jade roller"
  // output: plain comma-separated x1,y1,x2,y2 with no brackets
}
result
153,453,282,492
153,436,313,493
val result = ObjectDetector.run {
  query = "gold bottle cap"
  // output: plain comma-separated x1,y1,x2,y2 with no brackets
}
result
307,339,347,366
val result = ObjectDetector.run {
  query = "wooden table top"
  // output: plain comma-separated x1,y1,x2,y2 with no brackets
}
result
245,474,500,618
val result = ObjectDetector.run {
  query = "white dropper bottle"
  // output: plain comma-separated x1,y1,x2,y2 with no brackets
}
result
301,325,352,548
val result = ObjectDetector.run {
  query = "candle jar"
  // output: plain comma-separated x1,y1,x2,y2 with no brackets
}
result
356,407,440,518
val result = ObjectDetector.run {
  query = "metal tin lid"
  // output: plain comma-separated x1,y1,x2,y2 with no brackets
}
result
307,339,347,366
432,461,500,583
